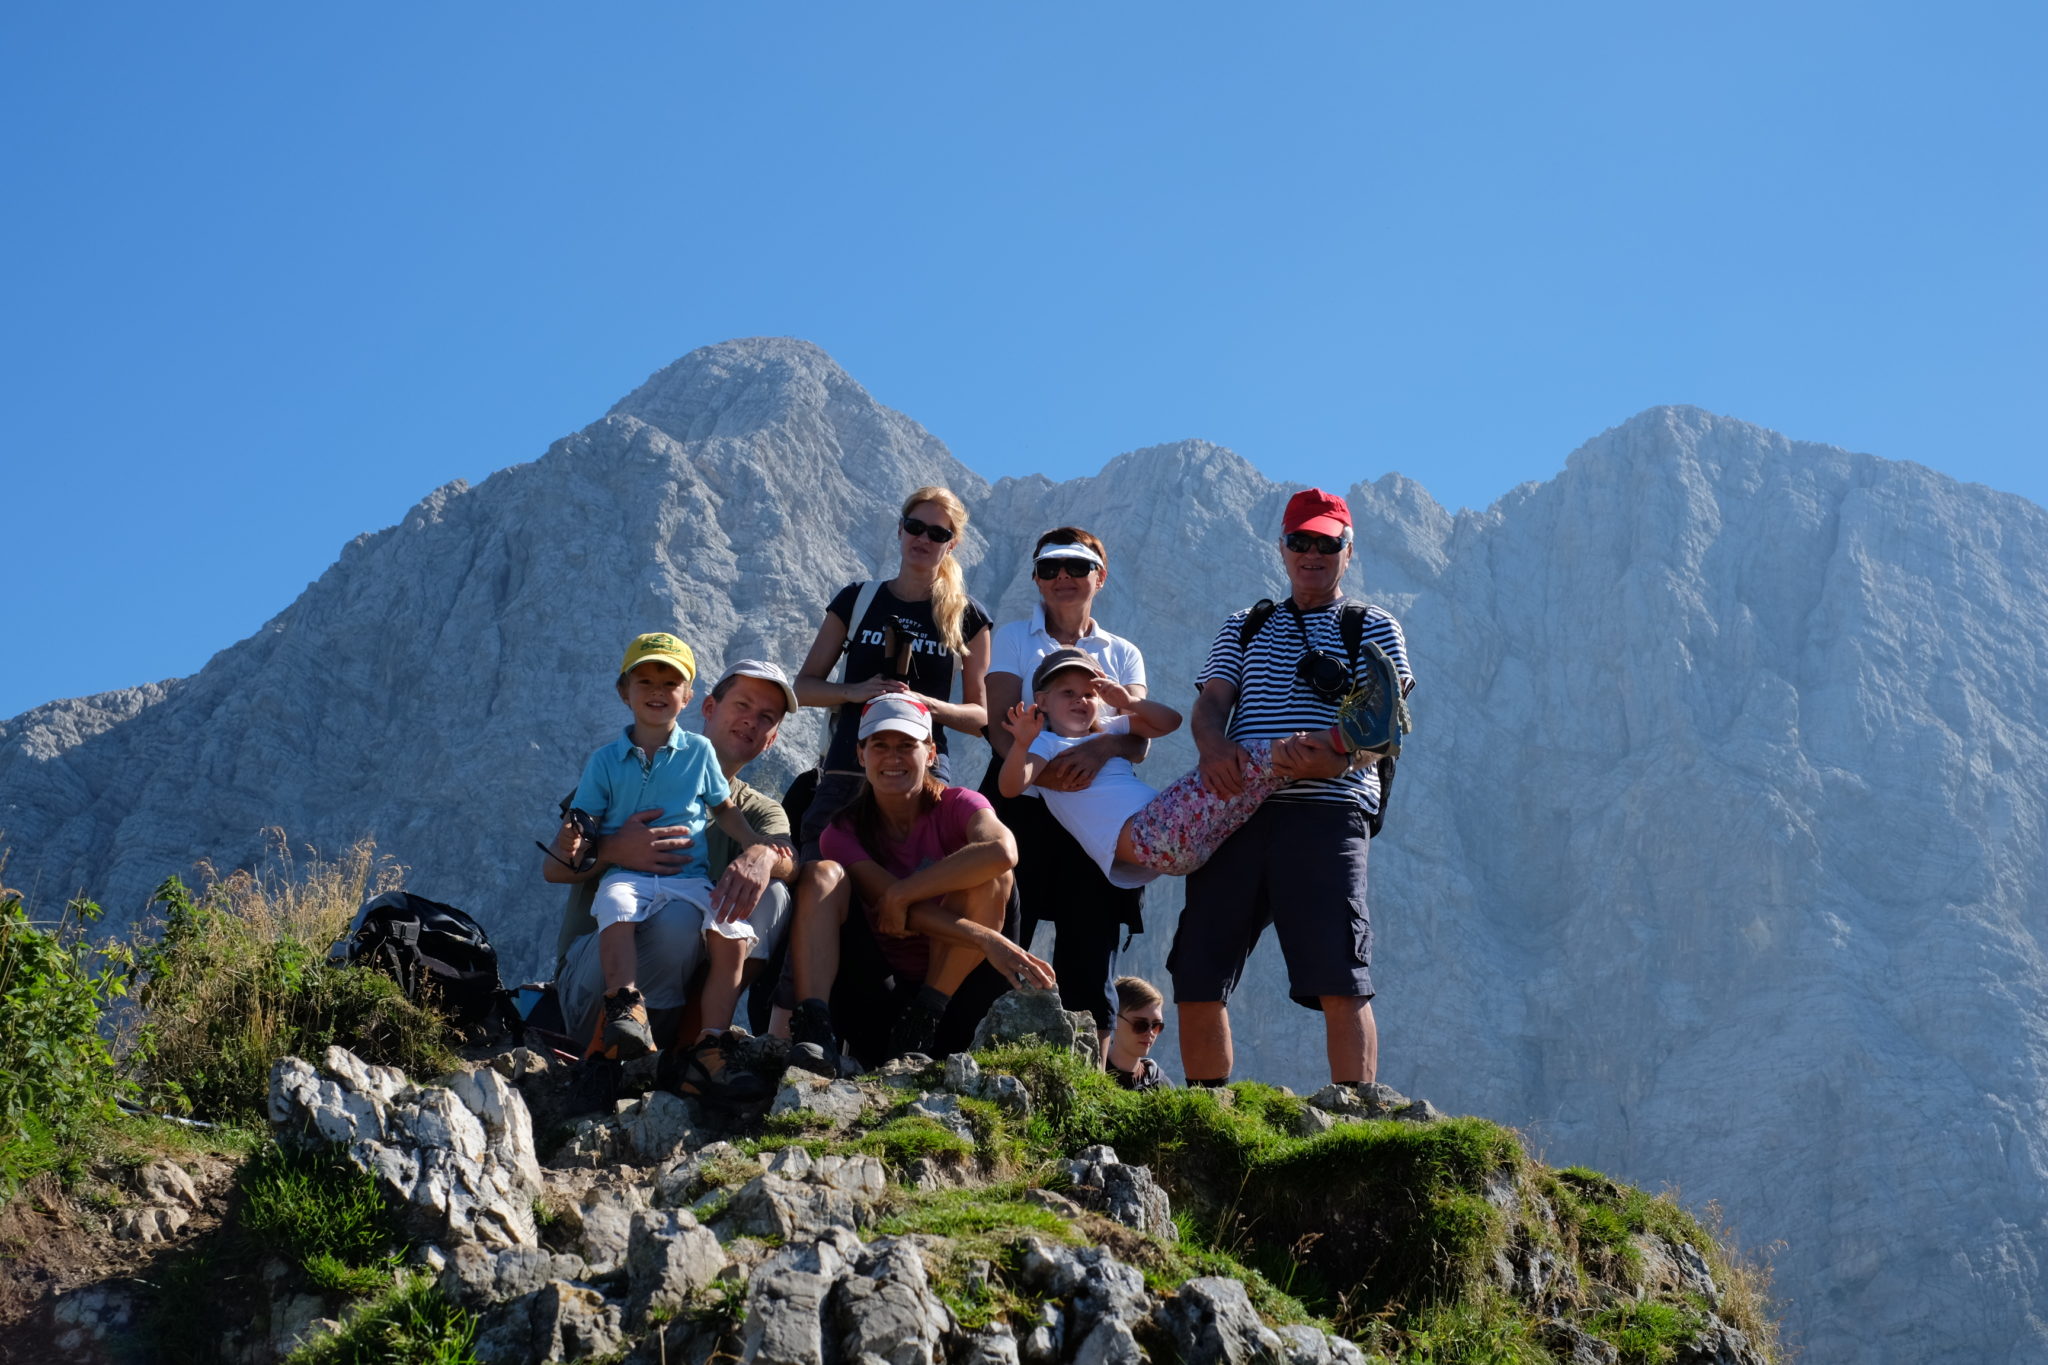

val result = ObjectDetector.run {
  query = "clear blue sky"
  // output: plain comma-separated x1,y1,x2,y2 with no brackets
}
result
3,3,2041,719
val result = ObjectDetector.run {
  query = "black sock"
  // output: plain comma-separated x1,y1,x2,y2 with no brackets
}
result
798,997,830,1014
912,984,952,1016
1187,1076,1231,1088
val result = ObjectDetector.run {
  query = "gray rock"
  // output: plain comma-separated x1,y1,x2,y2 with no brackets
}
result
530,1280,625,1364
1305,1082,1410,1119
1017,1302,1064,1365
906,1092,978,1142
114,1205,191,1243
1679,1317,1768,1365
834,1237,950,1365
1064,1145,1176,1240
653,1139,750,1207
1154,1277,1285,1365
943,1052,983,1095
440,1245,590,1309
770,1072,868,1128
873,1056,937,1089
1393,1099,1445,1124
564,1183,644,1277
1071,1316,1144,1365
626,1208,725,1328
981,1072,1032,1118
1538,1319,1620,1365
970,989,1099,1062
743,1229,861,1365
1272,1323,1369,1365
1285,1104,1336,1138
132,1159,201,1209
726,1173,860,1240
614,1089,701,1164
955,1325,1023,1365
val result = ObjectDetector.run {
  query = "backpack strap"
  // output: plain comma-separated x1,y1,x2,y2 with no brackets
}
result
834,580,885,684
1236,598,1280,651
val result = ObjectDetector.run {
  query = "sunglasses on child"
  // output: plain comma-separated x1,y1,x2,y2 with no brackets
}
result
1284,530,1350,555
1120,1013,1166,1035
900,515,956,544
1034,559,1097,580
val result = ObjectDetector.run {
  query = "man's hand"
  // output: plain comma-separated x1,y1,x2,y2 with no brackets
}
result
1038,740,1111,792
1272,731,1350,783
985,936,1057,991
602,808,696,876
1196,737,1252,797
710,842,779,922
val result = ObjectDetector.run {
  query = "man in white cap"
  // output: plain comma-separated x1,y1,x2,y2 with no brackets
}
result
548,658,803,1053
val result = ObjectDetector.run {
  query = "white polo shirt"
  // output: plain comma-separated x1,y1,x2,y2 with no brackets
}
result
988,604,1148,697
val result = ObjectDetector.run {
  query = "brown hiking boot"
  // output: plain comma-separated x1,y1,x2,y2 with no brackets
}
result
600,987,656,1060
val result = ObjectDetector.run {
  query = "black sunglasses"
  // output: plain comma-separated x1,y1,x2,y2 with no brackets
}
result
1034,559,1096,580
1119,1013,1166,1035
900,515,955,544
1284,530,1350,555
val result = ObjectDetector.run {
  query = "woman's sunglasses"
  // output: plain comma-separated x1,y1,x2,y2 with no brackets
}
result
1034,559,1096,580
1283,530,1349,555
900,515,955,544
1120,1013,1166,1035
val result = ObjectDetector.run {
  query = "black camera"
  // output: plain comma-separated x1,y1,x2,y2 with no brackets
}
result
1296,648,1350,704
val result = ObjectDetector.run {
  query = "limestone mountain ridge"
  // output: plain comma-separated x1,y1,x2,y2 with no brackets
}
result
4,337,2046,1364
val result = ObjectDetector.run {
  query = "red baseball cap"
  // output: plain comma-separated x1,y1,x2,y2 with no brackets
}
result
1283,488,1352,537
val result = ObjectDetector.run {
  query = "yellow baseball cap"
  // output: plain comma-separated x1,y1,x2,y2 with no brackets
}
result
619,632,697,681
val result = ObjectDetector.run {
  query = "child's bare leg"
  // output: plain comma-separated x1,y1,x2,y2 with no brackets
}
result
691,931,750,1044
1117,739,1290,875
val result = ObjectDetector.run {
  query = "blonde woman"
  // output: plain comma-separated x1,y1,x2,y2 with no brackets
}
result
794,486,993,857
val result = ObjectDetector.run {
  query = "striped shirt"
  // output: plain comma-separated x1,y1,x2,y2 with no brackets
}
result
1195,598,1415,811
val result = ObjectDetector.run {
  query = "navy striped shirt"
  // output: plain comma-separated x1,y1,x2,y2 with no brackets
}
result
1195,598,1415,811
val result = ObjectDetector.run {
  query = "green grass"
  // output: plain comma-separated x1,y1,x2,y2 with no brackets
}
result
282,1275,481,1365
1588,1299,1711,1364
239,1140,406,1283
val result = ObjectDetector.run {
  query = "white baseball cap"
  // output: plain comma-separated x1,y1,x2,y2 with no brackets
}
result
858,694,934,741
714,658,799,716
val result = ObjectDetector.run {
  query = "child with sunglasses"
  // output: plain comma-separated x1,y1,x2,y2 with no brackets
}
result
998,648,1386,886
1106,975,1169,1091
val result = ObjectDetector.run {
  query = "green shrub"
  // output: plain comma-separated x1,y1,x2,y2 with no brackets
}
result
132,856,457,1122
0,893,134,1190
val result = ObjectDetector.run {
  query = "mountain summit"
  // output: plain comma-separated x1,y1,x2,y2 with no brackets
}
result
4,340,2046,1364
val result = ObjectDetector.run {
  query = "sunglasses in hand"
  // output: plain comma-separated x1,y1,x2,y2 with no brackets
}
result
901,515,955,544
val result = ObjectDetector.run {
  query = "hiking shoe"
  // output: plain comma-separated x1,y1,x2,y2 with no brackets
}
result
885,999,942,1065
600,987,656,1061
658,1032,770,1106
787,999,841,1078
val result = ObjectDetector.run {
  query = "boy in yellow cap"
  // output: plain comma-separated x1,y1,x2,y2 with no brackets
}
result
546,633,793,1083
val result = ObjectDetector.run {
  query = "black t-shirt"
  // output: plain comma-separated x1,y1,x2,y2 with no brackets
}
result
820,581,991,772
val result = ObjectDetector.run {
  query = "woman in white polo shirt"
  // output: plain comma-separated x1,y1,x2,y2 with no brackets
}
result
979,526,1150,1042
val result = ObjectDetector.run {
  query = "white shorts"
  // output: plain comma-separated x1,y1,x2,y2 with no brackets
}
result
590,871,757,946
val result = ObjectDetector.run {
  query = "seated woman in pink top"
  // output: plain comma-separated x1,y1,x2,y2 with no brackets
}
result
784,695,1055,1074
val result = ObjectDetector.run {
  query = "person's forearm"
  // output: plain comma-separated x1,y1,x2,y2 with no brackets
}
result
737,840,798,884
891,838,1016,904
795,675,863,708
999,743,1039,798
904,900,1008,954
923,696,987,735
1191,685,1236,755
1125,697,1182,739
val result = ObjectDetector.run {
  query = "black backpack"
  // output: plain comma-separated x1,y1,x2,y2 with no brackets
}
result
342,891,521,1039
1238,597,1402,838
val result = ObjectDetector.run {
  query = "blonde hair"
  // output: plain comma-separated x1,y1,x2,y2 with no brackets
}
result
902,485,971,656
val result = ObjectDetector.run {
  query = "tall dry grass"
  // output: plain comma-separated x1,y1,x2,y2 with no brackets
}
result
131,833,458,1123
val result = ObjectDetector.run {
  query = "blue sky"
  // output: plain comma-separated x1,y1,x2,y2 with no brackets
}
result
2,2,2041,718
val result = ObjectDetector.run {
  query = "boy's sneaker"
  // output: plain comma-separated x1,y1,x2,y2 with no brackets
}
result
885,999,943,1065
600,987,656,1061
787,998,841,1078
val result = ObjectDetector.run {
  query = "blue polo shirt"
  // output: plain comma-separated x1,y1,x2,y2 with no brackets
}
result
572,725,731,850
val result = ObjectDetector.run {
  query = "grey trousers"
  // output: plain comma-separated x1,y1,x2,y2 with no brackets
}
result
556,881,792,1046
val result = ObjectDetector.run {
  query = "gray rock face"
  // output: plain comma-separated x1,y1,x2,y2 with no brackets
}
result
1063,1145,1176,1240
15,337,2048,1363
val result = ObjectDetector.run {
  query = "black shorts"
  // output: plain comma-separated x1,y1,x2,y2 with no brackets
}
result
1167,800,1373,1009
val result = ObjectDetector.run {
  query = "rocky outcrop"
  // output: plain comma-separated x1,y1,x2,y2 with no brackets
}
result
245,1042,1769,1365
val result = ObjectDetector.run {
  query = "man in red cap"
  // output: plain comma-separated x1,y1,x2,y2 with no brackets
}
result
1166,487,1415,1087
